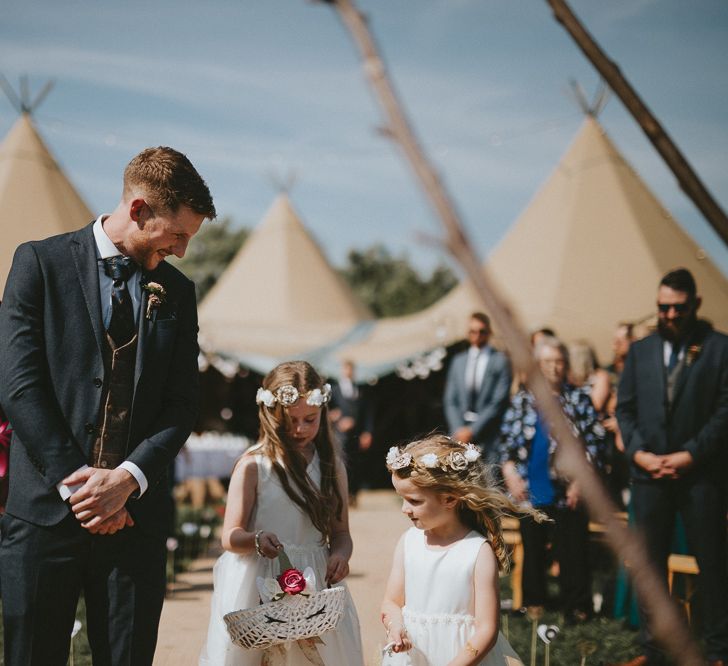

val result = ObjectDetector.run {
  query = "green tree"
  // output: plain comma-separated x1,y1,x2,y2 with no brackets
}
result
340,244,457,317
170,216,249,301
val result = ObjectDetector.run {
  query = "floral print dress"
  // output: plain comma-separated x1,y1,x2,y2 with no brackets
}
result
499,385,605,507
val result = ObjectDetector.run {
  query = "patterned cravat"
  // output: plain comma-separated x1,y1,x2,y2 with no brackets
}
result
102,256,137,347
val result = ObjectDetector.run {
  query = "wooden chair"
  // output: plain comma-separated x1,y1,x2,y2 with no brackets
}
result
500,512,628,611
667,554,699,624
501,517,523,609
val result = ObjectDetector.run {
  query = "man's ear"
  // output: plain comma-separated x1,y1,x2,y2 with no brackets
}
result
694,295,702,313
129,198,151,226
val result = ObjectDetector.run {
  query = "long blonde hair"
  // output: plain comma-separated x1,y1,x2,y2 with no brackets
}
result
388,434,545,571
257,361,344,541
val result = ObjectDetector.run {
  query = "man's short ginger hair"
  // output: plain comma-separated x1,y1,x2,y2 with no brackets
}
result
123,146,216,219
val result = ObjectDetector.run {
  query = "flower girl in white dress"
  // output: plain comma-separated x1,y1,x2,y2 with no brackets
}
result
200,361,363,666
381,434,539,666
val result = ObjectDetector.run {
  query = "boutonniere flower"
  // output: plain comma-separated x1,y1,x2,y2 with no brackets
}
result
142,281,166,320
686,344,702,366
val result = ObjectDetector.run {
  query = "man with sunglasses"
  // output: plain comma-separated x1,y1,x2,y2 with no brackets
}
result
613,268,728,666
443,312,512,464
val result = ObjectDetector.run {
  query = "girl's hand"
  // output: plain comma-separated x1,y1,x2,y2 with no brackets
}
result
325,553,349,584
386,621,412,653
257,531,284,559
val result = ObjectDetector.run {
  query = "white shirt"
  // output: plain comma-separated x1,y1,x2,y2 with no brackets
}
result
93,215,142,327
57,216,148,501
663,340,685,368
466,344,491,392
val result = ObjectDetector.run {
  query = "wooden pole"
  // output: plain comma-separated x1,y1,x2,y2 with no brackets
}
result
546,0,728,247
316,1,704,663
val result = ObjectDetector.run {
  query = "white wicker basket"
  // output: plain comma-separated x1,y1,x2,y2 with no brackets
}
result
224,586,347,650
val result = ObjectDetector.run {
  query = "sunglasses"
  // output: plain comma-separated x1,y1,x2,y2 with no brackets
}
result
468,328,488,336
657,302,691,314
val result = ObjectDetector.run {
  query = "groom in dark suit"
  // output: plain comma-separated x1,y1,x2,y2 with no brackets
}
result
0,147,215,665
614,268,728,666
443,312,512,464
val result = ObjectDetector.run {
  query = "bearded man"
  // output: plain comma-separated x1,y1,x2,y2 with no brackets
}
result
613,268,728,666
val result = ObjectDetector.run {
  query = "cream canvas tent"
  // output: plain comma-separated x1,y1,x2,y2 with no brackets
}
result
198,194,373,374
335,116,728,376
0,113,94,294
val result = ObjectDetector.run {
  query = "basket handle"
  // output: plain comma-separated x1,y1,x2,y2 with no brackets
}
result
277,548,294,572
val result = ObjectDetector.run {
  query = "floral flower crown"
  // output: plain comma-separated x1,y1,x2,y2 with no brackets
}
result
256,383,332,409
386,440,482,473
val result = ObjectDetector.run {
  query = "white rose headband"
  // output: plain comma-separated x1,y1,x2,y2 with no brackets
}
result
386,440,482,473
256,383,332,409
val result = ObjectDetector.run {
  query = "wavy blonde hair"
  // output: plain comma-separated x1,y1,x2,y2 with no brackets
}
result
257,361,344,541
388,434,545,571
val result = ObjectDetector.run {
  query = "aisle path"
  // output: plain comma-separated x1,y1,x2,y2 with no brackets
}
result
155,489,408,665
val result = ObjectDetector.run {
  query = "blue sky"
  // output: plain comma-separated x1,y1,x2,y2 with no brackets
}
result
1,0,727,276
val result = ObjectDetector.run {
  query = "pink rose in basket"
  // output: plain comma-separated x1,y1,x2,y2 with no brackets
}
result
277,567,307,595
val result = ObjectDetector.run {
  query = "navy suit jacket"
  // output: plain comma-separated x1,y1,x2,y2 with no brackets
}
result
0,222,199,530
443,347,512,449
616,321,728,483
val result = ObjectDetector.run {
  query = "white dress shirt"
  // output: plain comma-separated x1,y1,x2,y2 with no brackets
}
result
663,340,685,368
466,344,491,392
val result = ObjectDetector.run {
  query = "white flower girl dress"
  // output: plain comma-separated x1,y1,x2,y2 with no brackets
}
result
382,527,522,666
199,449,363,665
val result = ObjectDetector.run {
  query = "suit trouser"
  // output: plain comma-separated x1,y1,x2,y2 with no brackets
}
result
631,478,728,663
0,511,167,666
519,505,592,615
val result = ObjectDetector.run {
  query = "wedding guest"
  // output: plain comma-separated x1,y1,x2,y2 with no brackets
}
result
604,323,635,508
381,434,533,664
0,146,215,665
612,268,728,666
500,336,605,622
444,313,512,464
329,359,374,506
530,327,556,348
568,340,611,413
200,361,363,665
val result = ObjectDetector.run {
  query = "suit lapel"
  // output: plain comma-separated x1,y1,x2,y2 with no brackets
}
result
70,224,105,356
457,353,469,403
476,353,497,405
134,272,160,388
671,328,706,408
651,335,667,409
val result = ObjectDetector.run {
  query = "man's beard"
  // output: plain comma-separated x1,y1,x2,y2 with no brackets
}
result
658,314,696,342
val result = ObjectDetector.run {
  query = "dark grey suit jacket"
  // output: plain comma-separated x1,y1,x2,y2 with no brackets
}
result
0,222,199,530
616,321,728,483
443,347,512,450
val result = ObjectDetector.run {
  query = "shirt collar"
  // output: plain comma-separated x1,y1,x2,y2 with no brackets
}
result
469,344,490,357
92,215,122,259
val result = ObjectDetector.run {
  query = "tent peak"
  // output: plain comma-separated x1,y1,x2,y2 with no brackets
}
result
0,74,54,116
267,168,298,197
568,78,609,118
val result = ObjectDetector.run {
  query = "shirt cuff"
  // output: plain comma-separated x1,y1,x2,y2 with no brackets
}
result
119,461,148,497
57,464,90,501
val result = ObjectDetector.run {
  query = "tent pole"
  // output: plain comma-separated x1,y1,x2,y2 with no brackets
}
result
545,0,728,248
316,1,704,664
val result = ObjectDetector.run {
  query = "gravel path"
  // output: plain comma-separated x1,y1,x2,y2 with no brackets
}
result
155,489,408,665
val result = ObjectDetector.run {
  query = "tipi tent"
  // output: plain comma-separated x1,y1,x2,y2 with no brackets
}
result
198,194,373,374
0,113,93,294
335,116,728,375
